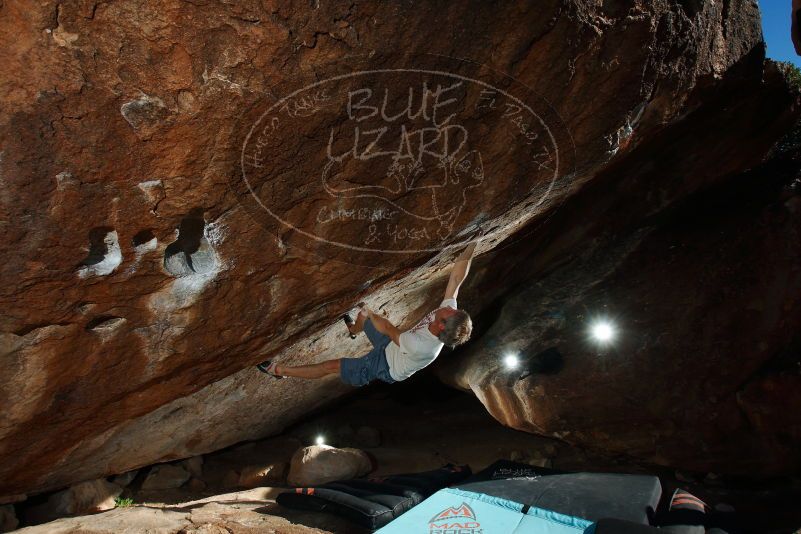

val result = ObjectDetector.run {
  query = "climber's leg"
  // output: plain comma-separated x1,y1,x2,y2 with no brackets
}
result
339,343,394,387
274,359,341,379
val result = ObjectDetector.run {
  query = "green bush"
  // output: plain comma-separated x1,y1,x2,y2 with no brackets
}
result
114,497,135,508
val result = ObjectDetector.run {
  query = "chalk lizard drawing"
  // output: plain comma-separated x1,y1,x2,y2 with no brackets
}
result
320,146,484,240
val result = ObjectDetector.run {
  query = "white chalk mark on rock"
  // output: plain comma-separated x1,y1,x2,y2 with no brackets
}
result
78,230,122,278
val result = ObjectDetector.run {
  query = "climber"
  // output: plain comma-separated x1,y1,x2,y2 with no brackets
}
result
256,239,478,386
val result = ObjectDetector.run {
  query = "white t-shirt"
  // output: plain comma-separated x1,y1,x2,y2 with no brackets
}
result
384,297,457,382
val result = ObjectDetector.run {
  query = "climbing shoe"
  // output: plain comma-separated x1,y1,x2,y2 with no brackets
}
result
256,359,284,379
342,314,357,339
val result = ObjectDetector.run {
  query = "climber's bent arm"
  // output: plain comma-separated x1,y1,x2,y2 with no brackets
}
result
367,310,402,346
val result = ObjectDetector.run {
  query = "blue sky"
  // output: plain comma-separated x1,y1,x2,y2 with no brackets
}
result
759,0,800,66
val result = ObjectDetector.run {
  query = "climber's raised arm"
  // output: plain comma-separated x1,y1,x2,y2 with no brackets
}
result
444,241,478,301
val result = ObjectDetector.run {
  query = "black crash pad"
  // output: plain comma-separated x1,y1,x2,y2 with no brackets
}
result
458,460,662,525
276,464,471,531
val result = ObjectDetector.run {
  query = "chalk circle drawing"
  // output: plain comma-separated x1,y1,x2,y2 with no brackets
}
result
239,62,572,256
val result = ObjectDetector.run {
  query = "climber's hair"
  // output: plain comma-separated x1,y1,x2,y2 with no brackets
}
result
439,310,472,348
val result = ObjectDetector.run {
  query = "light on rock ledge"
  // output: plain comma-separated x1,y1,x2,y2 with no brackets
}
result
590,320,616,344
315,435,326,446
503,353,520,369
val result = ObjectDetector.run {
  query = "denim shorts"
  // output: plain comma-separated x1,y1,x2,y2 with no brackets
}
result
340,317,397,386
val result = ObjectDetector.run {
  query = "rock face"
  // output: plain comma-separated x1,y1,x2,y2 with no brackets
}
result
435,63,801,474
287,446,372,487
0,505,18,533
0,0,793,501
110,470,138,489
24,479,122,524
239,462,288,488
141,464,191,491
